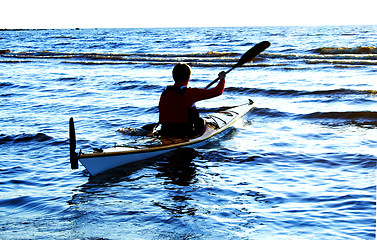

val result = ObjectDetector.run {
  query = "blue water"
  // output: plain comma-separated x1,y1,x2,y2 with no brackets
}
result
0,26,376,239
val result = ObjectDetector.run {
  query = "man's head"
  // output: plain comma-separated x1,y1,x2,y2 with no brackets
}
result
172,63,191,83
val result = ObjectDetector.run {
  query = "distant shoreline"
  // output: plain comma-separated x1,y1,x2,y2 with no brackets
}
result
1,24,377,31
0,28,81,31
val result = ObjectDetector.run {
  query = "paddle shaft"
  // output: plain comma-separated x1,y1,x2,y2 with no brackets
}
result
204,66,235,90
204,41,270,90
69,117,79,169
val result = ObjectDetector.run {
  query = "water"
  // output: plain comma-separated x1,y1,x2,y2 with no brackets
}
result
0,26,376,239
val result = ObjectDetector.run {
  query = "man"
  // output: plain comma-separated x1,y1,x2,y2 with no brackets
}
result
158,63,226,137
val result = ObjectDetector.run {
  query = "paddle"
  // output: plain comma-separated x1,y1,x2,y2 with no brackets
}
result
69,117,79,169
204,41,271,89
139,41,270,134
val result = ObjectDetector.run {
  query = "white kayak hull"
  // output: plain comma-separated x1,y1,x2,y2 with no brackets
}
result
77,100,254,176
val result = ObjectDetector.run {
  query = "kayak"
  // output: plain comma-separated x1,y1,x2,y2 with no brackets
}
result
69,100,254,176
70,100,254,176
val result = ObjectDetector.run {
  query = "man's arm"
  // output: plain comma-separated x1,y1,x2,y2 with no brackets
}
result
186,71,226,104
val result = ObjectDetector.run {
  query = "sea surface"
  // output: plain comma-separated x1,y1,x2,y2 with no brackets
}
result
0,26,376,239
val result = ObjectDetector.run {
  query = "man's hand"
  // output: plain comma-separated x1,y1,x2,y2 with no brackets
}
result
218,71,226,80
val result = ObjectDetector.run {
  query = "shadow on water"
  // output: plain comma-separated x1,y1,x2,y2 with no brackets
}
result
155,148,199,186
153,148,200,216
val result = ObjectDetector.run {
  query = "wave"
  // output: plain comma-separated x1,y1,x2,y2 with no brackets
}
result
1,50,259,67
226,87,377,97
250,108,377,128
264,53,377,68
118,84,163,91
264,52,377,60
298,111,377,128
301,111,377,120
314,47,377,54
0,82,14,88
0,195,64,215
2,49,377,67
0,133,53,145
61,61,279,68
2,50,240,59
5,51,376,61
305,59,377,66
227,87,302,97
252,107,293,118
265,49,377,68
0,60,33,64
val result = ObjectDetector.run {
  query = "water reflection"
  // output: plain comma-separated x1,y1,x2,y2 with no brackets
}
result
155,148,199,186
68,148,199,206
153,148,199,216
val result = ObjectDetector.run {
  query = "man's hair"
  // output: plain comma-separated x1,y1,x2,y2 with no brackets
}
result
172,63,191,83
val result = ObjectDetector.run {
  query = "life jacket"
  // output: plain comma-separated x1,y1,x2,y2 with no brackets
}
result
158,86,203,137
159,86,191,124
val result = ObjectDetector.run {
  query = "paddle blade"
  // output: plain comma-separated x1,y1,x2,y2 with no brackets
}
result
236,41,271,67
69,117,79,169
204,41,270,90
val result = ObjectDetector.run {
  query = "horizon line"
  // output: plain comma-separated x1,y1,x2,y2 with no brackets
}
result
1,23,376,31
